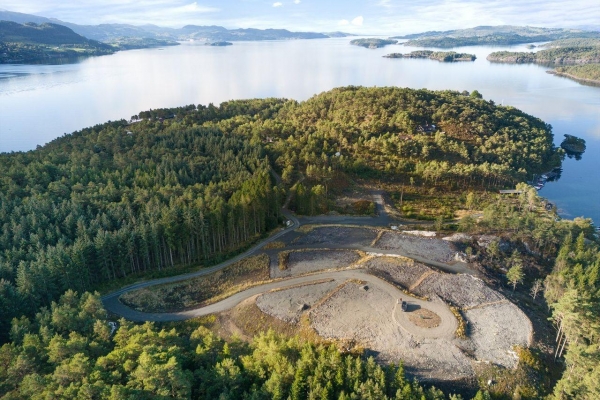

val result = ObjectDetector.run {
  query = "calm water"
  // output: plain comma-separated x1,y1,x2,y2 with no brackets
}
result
0,38,598,223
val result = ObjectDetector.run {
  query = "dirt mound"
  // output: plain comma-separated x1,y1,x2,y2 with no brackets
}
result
407,309,441,328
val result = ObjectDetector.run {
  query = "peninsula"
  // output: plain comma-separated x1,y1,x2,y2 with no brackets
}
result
393,25,600,48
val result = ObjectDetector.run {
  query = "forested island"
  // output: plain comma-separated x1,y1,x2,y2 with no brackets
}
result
384,50,476,62
1,87,600,399
394,25,600,48
204,41,233,46
350,38,398,48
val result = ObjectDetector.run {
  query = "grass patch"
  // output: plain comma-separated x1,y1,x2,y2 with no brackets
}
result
120,254,270,313
278,251,291,270
450,306,468,339
263,241,286,250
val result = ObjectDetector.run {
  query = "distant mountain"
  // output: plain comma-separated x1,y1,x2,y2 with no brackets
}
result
0,9,351,42
393,25,600,48
0,21,111,48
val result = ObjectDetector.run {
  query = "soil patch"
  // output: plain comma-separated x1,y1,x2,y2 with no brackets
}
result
374,231,457,263
120,254,270,313
412,274,504,308
271,249,362,278
407,308,441,328
362,256,433,289
293,226,378,247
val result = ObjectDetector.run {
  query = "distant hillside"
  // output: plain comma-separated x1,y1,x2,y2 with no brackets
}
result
393,25,600,48
0,21,111,47
0,9,351,42
0,21,114,63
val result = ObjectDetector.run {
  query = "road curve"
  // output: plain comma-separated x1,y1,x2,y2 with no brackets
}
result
102,268,457,341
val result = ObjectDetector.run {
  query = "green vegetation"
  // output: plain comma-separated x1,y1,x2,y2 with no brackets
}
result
0,103,282,342
384,50,476,62
553,63,600,84
487,47,600,64
350,38,398,49
120,254,270,313
0,21,114,64
106,37,180,50
0,290,459,400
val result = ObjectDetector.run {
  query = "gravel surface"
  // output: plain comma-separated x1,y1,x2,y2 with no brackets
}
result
310,281,474,381
294,226,378,247
271,250,362,278
412,274,504,308
464,302,532,368
362,256,433,289
374,232,457,263
256,280,341,323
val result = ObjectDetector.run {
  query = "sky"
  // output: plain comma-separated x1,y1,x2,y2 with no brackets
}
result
1,0,599,34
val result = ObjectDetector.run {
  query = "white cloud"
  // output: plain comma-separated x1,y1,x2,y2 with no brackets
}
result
273,2,283,7
351,16,363,26
338,19,349,26
294,0,301,3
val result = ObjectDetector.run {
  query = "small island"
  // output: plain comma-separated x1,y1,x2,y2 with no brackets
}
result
560,134,586,154
350,38,398,49
384,50,476,62
205,41,233,46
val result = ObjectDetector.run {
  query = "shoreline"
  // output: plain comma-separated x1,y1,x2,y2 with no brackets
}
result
546,70,600,86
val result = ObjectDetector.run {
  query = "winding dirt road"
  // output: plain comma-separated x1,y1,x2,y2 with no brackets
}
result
101,187,463,338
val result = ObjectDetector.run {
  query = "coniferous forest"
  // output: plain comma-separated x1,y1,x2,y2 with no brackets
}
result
2,86,599,399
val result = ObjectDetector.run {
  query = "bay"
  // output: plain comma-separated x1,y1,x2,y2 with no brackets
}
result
0,38,598,223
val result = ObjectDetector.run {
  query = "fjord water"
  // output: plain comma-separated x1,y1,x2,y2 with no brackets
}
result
0,38,598,223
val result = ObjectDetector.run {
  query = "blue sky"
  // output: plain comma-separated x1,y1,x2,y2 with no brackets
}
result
2,0,599,34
